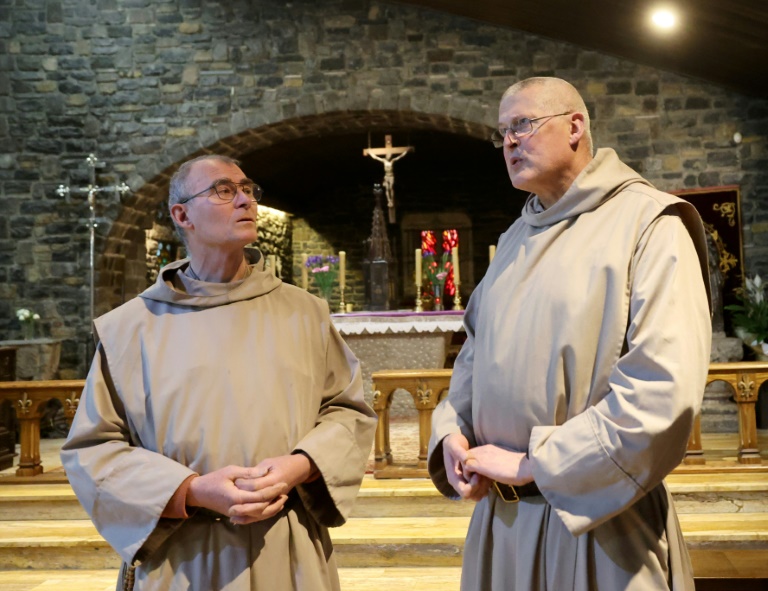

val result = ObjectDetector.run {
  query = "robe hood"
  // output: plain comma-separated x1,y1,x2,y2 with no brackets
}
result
521,148,651,227
139,247,281,308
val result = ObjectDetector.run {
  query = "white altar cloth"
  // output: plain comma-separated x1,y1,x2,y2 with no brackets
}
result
331,310,465,335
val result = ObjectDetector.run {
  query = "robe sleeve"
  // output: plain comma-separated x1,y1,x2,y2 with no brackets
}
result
292,324,377,527
529,212,711,536
427,278,483,498
60,344,197,564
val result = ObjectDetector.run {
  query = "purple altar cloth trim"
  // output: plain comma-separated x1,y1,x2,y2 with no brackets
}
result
331,310,464,318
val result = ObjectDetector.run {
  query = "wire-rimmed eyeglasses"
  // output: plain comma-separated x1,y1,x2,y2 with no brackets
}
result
179,179,263,204
490,111,572,148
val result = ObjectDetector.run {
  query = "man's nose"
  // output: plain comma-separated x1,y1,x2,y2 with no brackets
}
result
233,187,254,207
504,131,519,148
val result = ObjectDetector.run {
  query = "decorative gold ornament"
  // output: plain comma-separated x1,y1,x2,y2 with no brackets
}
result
65,391,80,415
713,202,736,227
17,392,32,416
738,377,755,400
416,383,432,407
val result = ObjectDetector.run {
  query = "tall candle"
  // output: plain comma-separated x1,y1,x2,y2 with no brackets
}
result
267,254,276,276
415,248,422,285
489,244,496,264
301,253,308,289
451,246,460,285
338,251,346,290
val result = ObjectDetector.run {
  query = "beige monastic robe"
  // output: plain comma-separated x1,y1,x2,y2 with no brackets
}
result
429,149,712,591
61,249,377,591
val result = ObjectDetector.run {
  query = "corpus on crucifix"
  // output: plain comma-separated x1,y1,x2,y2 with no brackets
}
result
363,134,414,223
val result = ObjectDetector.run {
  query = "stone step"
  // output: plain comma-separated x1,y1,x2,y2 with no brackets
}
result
2,472,767,521
0,567,462,591
0,513,766,571
1,564,767,591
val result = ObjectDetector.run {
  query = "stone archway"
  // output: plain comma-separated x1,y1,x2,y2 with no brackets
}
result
98,109,495,312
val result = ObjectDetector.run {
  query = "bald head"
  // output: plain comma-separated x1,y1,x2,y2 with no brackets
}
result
502,77,593,154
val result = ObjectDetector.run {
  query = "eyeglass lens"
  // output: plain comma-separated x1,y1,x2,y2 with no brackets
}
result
212,180,262,202
491,119,533,147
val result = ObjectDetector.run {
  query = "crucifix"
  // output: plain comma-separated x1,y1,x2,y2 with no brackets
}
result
363,134,414,223
56,154,130,353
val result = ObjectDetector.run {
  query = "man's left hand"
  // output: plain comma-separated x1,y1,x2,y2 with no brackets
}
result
234,454,317,496
229,454,318,525
463,444,534,487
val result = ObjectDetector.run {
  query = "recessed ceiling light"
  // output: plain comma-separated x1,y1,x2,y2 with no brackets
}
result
651,8,678,30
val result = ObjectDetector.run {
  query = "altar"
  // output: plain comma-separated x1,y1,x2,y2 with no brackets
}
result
331,311,464,419
0,339,62,381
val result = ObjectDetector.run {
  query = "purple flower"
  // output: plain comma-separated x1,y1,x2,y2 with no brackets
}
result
306,255,324,267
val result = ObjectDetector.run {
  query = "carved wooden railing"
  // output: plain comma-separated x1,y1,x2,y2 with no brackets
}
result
1,362,764,478
372,363,765,479
0,380,84,476
684,362,766,465
372,369,452,479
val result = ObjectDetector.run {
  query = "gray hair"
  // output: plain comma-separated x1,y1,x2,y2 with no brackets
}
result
168,154,241,246
502,77,593,154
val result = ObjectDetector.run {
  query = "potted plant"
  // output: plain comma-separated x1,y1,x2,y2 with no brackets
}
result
725,275,768,359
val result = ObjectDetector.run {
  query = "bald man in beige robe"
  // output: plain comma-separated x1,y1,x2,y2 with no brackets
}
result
62,155,377,590
429,78,711,590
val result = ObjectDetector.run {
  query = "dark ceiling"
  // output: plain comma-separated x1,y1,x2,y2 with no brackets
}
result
394,0,768,98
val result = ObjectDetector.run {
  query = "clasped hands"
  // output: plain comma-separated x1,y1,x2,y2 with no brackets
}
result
442,433,533,502
186,454,317,525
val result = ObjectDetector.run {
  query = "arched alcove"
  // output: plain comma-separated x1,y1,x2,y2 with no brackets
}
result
100,109,526,312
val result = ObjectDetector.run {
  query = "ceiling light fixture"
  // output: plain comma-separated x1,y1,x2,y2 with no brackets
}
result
650,8,678,30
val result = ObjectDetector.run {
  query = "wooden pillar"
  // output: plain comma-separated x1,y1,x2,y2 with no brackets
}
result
735,371,762,464
684,414,705,465
372,387,394,471
17,416,43,476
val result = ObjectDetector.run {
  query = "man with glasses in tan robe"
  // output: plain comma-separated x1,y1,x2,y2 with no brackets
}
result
429,77,711,590
62,154,377,590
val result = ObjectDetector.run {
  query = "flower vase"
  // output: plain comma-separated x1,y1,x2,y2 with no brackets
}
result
318,286,334,305
22,322,35,340
432,283,444,311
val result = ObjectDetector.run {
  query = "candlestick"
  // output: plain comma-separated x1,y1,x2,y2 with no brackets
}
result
415,248,423,312
267,254,276,276
451,246,460,285
339,250,346,290
453,282,464,311
338,286,346,314
415,248,422,282
301,253,308,289
489,244,496,264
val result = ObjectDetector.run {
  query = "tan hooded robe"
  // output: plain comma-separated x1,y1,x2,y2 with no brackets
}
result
429,149,712,591
62,249,377,591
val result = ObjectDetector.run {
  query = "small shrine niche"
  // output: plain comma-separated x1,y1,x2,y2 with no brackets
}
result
400,212,473,309
420,229,458,310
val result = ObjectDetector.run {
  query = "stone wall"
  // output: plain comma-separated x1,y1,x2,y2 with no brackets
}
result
1,0,767,377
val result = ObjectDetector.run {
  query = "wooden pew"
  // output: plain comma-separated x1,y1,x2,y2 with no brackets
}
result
373,363,766,479
0,380,84,476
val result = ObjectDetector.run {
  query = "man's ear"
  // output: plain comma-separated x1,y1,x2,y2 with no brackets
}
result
170,203,193,230
568,113,586,148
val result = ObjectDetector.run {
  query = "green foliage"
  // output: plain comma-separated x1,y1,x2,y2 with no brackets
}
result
725,275,768,343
